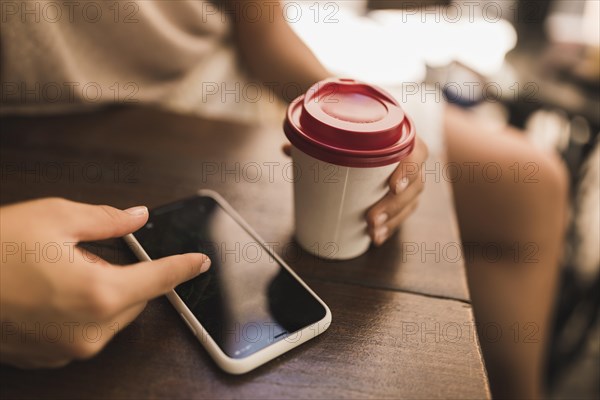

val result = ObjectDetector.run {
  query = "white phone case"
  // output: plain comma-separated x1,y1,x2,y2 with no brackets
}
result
123,189,332,374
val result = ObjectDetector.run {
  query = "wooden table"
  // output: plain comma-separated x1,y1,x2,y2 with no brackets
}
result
0,106,489,399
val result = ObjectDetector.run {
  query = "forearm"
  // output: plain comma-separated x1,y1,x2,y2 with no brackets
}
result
231,1,330,102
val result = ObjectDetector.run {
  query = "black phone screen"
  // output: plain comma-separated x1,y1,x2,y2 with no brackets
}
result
133,195,327,359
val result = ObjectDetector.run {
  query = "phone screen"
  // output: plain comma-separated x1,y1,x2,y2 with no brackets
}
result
133,195,327,359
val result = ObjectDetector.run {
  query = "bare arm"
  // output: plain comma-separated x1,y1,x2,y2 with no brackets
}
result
228,0,330,102
228,0,428,247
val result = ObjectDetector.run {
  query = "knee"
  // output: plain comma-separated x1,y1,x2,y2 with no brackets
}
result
508,148,569,248
527,149,569,214
484,142,569,247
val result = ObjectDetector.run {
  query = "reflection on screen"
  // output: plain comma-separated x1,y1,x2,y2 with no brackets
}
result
134,196,326,358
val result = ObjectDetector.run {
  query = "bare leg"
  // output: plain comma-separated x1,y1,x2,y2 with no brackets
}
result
445,106,568,399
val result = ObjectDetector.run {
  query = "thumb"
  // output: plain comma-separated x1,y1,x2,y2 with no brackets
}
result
63,200,149,242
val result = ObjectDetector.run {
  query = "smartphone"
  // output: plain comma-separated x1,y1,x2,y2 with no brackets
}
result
124,190,331,374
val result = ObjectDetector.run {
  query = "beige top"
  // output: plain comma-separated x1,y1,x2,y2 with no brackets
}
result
0,0,268,120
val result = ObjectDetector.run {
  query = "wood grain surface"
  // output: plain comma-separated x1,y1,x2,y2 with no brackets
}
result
0,106,489,399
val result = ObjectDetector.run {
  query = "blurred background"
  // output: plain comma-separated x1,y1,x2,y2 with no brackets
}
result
284,0,599,398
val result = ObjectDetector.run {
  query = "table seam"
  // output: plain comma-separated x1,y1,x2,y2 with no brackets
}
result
305,275,473,305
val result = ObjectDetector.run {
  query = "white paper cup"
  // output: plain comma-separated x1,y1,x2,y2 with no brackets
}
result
291,147,397,259
284,78,416,260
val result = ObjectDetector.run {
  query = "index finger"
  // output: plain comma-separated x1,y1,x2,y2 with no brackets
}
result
109,253,211,307
389,137,429,194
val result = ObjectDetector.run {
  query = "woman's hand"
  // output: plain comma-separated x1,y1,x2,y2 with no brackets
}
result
366,136,428,245
0,198,211,368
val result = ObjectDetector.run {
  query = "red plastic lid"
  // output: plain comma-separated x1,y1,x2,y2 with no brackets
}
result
284,78,416,168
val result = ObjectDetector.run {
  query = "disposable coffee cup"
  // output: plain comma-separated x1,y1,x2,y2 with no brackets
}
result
284,78,416,260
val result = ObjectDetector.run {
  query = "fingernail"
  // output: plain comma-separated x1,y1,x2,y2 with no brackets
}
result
395,177,410,194
374,212,388,226
124,206,148,216
200,258,211,273
375,226,389,245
